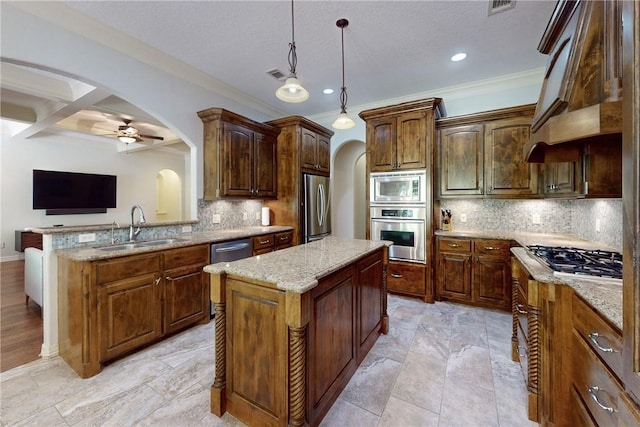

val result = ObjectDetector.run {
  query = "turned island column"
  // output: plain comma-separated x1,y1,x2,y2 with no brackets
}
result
210,273,227,416
286,291,310,426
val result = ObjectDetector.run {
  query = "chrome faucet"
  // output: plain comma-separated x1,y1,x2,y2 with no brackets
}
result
111,220,120,245
129,205,146,241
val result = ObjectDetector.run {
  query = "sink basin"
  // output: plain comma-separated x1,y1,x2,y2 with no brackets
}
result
96,238,185,251
98,243,137,251
136,238,183,247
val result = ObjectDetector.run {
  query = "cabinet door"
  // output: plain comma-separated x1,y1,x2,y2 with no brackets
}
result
485,118,538,197
356,251,383,362
474,255,511,309
367,117,396,172
396,111,427,170
98,273,163,361
317,133,331,174
300,128,318,172
437,253,472,301
223,123,253,197
543,162,577,196
165,264,208,334
253,132,277,198
438,125,484,196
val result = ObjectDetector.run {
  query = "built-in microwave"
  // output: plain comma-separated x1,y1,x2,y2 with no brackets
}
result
370,170,427,205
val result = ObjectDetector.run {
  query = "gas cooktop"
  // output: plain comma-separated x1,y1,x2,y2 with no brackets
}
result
527,245,623,280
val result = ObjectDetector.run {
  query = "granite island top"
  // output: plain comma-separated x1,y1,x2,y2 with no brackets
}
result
204,236,389,294
55,226,293,261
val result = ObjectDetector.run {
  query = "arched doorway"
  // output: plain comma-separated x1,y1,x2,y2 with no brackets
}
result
156,169,182,221
332,140,366,239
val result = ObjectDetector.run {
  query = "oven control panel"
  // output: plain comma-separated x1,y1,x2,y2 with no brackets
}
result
380,209,415,218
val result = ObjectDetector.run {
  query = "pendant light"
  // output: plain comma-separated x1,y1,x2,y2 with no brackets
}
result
275,0,309,103
332,18,355,130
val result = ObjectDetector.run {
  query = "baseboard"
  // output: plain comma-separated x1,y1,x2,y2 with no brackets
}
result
1,254,23,262
40,343,59,358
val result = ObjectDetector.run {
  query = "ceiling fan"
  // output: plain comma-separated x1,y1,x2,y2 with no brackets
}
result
116,118,164,144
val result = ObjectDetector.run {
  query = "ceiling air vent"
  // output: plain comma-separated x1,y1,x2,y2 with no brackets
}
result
266,68,287,81
488,0,515,15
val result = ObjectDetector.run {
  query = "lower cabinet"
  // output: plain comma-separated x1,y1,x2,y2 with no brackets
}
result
252,230,294,255
436,236,511,310
511,255,640,425
387,261,426,298
59,244,210,378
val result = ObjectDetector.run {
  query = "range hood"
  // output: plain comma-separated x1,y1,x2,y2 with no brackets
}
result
524,0,622,163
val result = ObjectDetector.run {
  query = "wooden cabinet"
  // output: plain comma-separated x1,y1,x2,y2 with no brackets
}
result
58,244,210,378
263,116,333,245
14,230,43,251
542,161,578,197
251,230,294,256
198,108,280,200
387,261,426,298
301,127,330,174
360,99,444,173
436,236,511,310
209,246,388,426
436,104,538,199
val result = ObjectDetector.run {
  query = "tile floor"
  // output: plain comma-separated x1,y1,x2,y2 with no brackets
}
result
0,295,538,426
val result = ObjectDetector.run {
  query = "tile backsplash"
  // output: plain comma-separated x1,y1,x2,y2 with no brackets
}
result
195,199,263,231
439,198,622,251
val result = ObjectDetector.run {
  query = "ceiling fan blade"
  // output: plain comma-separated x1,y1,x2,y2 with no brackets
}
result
139,134,164,141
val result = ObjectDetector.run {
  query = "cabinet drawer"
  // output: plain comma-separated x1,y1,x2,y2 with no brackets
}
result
572,330,627,427
96,253,161,285
275,230,293,249
573,294,623,380
253,234,275,251
388,262,426,296
163,244,210,270
438,238,471,253
473,239,510,257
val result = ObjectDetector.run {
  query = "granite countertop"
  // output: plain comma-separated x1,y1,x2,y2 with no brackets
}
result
435,229,620,252
55,226,293,261
204,236,389,294
511,247,622,330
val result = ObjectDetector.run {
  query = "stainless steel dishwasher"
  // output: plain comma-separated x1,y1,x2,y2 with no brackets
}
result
209,238,253,318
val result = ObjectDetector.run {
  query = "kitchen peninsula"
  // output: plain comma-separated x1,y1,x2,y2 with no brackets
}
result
204,237,390,427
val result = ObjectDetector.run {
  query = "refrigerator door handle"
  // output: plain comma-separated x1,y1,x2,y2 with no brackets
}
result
317,184,324,227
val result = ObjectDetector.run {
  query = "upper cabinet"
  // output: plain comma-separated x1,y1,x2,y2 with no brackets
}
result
300,127,331,174
436,105,538,199
526,0,623,161
198,108,280,200
360,98,445,173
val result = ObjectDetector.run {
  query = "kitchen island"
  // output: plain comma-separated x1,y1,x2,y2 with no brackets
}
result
204,237,390,427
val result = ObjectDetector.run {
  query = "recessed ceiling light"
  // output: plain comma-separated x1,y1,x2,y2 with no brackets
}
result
451,53,467,62
323,88,334,95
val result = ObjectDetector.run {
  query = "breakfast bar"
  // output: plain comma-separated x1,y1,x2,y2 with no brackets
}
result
204,237,389,427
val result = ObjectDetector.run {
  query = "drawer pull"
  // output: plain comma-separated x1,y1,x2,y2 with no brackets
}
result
588,332,615,353
448,243,461,248
484,246,498,250
587,386,615,413
279,236,289,241
391,273,403,278
154,277,161,285
516,304,528,315
260,240,271,245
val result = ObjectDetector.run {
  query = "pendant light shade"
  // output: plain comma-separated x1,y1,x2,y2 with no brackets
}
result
332,19,355,130
276,0,309,103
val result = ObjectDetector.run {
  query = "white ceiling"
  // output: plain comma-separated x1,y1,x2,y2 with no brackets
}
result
1,0,557,149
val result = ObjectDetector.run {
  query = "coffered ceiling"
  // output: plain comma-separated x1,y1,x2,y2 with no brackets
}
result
1,0,557,151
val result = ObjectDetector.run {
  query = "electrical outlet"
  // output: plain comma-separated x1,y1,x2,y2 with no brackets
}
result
532,214,541,225
181,225,192,233
243,212,248,221
595,219,601,232
78,233,96,243
460,213,467,223
212,214,221,224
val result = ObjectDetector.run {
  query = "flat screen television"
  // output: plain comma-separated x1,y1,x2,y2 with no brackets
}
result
33,169,117,215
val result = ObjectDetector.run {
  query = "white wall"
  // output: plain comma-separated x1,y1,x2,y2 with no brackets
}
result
1,134,186,260
331,140,366,239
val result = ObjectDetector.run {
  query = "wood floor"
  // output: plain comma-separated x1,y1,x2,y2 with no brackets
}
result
1,260,43,372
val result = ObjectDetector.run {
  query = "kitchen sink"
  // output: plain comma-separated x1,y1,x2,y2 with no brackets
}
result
96,238,185,251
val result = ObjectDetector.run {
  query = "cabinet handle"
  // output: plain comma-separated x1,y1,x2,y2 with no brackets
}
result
391,273,403,278
515,304,528,315
260,240,271,245
279,236,289,241
588,332,615,353
448,243,461,248
484,246,498,250
587,386,615,413
155,277,162,285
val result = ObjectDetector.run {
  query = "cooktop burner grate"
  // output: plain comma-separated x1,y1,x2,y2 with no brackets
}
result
527,245,623,279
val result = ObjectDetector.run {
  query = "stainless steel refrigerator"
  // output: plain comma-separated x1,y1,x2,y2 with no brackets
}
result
303,174,331,243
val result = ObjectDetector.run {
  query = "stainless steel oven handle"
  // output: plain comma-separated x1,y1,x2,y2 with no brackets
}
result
371,218,425,224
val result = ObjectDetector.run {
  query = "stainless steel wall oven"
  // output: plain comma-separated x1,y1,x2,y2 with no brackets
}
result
370,206,426,263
